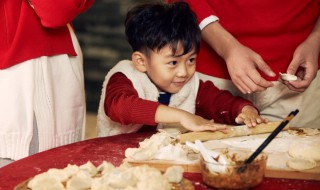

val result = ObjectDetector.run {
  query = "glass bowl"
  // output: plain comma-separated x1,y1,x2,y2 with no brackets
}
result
200,148,267,190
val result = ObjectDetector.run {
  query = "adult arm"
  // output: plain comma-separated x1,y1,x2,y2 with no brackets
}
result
201,22,275,94
184,0,275,94
284,15,320,92
28,0,94,28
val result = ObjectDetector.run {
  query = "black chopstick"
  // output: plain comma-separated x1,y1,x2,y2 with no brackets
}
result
238,109,299,173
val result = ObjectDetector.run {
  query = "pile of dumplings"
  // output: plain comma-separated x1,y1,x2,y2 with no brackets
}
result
27,161,184,190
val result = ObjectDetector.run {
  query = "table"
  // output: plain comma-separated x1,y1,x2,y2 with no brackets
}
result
0,132,319,190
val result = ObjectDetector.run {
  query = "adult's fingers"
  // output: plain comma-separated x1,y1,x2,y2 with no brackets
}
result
285,80,308,92
232,77,252,94
286,56,300,76
248,69,273,89
235,73,270,94
232,68,272,93
254,56,276,77
241,75,269,93
285,66,316,92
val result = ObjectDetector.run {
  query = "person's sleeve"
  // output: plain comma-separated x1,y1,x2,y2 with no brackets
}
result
166,0,218,29
104,72,160,126
184,0,217,24
195,80,257,125
29,0,94,28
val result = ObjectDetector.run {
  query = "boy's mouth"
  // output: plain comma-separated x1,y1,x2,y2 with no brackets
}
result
173,81,185,87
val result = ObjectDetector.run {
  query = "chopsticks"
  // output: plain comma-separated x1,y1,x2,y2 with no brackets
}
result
238,109,299,173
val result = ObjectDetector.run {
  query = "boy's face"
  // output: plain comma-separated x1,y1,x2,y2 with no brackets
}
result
144,44,197,94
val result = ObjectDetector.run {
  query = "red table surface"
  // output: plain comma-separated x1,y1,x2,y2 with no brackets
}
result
0,132,319,190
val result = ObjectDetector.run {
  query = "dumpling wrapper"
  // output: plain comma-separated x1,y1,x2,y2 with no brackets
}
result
154,144,189,162
66,173,91,190
97,161,115,175
279,73,298,81
107,169,137,188
63,164,80,178
79,161,98,176
164,166,184,183
286,157,317,171
132,166,171,190
27,173,64,190
288,138,320,161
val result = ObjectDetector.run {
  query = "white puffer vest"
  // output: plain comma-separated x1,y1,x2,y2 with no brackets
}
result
97,60,200,137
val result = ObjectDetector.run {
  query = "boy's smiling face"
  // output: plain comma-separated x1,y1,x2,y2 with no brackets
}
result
133,43,197,94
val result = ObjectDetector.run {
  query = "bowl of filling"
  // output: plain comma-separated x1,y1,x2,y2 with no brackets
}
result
199,148,267,190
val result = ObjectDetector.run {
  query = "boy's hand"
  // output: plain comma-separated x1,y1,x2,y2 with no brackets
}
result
235,105,268,127
155,105,227,132
180,114,228,133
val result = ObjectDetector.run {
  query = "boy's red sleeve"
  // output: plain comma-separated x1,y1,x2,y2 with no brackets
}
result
29,0,94,28
104,72,159,126
195,80,256,125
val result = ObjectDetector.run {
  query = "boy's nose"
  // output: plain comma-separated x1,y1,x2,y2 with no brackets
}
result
176,65,188,77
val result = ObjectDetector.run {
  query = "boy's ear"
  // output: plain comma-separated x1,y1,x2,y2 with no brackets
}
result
132,51,147,72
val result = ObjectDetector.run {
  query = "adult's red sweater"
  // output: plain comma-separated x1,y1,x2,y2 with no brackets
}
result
0,0,94,69
179,0,320,80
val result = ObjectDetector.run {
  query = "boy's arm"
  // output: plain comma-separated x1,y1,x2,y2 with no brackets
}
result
155,105,227,132
104,73,159,126
195,80,256,125
105,73,226,132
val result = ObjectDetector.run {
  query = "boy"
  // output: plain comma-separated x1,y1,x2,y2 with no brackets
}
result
97,2,267,137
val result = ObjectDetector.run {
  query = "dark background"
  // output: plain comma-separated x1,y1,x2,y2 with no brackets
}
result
73,0,153,113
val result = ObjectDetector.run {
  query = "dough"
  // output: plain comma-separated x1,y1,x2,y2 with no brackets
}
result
164,166,184,183
279,73,298,81
27,173,65,190
154,144,188,162
287,157,317,170
288,138,320,161
97,161,115,175
125,131,192,163
66,174,91,190
79,161,98,176
25,161,181,190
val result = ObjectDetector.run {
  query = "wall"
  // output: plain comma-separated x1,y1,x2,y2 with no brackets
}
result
73,0,150,112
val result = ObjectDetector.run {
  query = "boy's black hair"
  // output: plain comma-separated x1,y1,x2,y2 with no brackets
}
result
125,1,201,57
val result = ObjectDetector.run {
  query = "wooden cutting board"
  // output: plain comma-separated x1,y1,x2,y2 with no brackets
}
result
128,128,320,181
128,159,320,181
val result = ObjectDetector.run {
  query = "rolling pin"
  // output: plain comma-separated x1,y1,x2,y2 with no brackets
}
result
177,121,288,143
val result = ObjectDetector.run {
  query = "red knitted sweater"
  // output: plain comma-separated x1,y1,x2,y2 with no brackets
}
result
0,0,94,69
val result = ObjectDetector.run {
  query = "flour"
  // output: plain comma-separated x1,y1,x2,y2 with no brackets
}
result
204,131,320,171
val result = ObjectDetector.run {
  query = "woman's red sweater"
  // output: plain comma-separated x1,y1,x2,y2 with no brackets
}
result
0,0,94,69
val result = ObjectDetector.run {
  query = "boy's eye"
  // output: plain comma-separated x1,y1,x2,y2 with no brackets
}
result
169,61,177,66
187,58,196,64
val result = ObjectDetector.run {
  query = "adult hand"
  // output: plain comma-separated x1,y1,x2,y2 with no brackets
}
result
224,42,275,94
281,33,320,92
202,22,275,94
